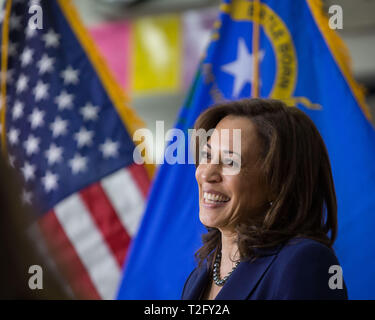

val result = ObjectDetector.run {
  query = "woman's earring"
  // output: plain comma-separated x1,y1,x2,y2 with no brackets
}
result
269,201,273,206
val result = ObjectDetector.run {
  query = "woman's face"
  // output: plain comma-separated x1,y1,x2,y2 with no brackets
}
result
195,115,270,235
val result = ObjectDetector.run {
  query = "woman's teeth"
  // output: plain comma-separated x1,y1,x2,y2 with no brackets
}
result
203,192,230,203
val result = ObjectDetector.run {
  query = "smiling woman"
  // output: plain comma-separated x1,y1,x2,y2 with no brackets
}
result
181,98,348,300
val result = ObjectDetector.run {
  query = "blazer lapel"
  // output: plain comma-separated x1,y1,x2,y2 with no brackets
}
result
215,246,282,300
183,264,210,300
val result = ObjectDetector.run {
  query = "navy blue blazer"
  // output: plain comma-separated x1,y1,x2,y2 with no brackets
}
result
181,238,348,300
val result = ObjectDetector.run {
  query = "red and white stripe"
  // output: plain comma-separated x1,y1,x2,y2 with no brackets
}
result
35,163,150,299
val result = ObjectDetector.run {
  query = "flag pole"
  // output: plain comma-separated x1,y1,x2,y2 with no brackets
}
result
251,0,260,98
0,0,12,154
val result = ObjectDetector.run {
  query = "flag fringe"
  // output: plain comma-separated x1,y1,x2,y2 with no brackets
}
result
306,0,373,122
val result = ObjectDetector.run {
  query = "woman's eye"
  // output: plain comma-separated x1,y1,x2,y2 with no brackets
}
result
223,159,233,166
223,158,238,168
200,151,211,161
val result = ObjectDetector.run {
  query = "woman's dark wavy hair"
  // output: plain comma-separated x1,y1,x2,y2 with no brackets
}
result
194,98,338,267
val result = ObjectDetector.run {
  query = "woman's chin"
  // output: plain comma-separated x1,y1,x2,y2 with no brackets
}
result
199,212,221,229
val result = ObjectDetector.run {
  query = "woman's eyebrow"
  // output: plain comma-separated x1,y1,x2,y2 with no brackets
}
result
222,150,241,158
205,144,241,158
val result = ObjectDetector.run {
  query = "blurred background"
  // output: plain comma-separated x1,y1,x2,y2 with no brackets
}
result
2,0,371,160
71,0,375,161
1,0,375,300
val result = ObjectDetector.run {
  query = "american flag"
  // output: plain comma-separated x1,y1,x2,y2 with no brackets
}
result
0,0,151,299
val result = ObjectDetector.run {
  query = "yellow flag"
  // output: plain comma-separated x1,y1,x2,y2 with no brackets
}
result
132,14,181,94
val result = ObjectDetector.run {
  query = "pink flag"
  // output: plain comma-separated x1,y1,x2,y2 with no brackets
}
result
89,21,132,91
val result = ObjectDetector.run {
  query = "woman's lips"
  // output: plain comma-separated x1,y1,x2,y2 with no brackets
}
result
200,190,230,209
201,197,230,208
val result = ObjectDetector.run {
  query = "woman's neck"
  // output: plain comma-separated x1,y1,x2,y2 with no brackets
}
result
219,231,240,274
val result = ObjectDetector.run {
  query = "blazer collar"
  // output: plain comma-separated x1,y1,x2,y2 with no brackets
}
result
184,243,284,300
215,244,284,300
183,262,210,300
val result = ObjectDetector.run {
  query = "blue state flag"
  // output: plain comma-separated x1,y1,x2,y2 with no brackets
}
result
117,0,375,299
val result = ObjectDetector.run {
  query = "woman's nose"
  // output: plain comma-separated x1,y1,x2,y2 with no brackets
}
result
200,163,222,183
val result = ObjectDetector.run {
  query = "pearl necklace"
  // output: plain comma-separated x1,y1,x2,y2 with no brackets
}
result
212,251,240,286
